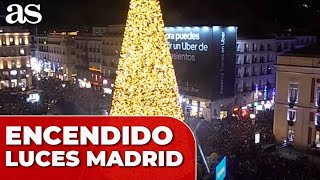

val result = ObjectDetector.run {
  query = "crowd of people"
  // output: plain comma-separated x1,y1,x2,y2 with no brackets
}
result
1,78,320,179
0,77,111,115
187,111,320,180
37,78,111,114
0,86,45,115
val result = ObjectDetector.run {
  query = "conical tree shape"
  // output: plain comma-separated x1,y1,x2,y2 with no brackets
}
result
111,0,184,120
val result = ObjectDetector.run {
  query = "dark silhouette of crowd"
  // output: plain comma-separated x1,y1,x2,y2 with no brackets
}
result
187,111,320,180
0,77,111,115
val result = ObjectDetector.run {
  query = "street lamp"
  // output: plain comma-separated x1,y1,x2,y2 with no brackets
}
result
61,84,66,88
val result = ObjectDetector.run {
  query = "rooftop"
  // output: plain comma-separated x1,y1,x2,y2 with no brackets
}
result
282,45,320,58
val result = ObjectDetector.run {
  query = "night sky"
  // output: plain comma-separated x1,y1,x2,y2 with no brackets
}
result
1,0,320,33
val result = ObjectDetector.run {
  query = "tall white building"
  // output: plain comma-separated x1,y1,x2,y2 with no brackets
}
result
235,35,317,108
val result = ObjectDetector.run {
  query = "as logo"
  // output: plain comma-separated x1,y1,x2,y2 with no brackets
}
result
5,4,42,25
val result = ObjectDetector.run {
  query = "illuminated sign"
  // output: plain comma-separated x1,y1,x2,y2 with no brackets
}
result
165,26,237,99
88,67,101,72
216,156,227,180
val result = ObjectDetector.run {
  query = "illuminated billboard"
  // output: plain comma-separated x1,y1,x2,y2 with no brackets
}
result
165,26,237,100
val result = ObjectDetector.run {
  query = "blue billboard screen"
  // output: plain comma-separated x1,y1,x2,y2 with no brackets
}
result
165,26,237,100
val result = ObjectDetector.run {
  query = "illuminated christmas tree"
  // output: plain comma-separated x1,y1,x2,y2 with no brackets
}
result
110,0,184,120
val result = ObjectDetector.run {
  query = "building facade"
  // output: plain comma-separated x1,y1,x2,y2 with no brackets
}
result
31,26,318,121
235,36,317,108
33,31,77,81
274,48,320,149
0,26,32,89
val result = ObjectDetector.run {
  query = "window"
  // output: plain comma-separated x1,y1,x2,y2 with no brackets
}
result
267,66,272,74
289,83,298,103
287,109,296,121
315,114,320,126
20,48,25,55
253,43,257,51
252,67,256,76
252,55,257,63
277,43,282,52
3,61,8,69
10,79,17,87
192,100,198,106
244,43,249,52
244,55,248,64
236,43,240,52
3,71,8,76
316,131,320,148
10,70,17,76
11,60,16,68
220,111,228,119
316,87,320,106
9,37,13,43
288,126,295,142
236,55,240,65
200,102,206,108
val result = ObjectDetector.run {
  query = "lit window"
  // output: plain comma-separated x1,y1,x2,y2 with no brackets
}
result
236,43,240,52
200,102,206,108
253,43,257,51
220,111,228,119
288,83,298,103
9,37,13,43
316,87,320,106
192,100,198,106
287,109,296,121
244,43,249,52
316,131,320,148
10,70,17,76
315,114,320,126
288,126,295,142
19,38,23,45
20,48,25,55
